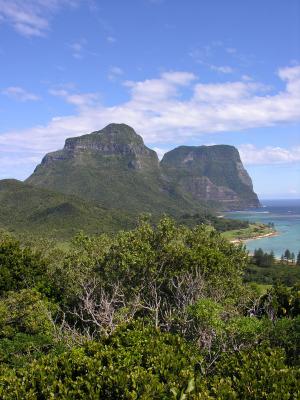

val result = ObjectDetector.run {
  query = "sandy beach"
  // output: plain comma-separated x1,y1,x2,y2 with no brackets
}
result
230,230,279,244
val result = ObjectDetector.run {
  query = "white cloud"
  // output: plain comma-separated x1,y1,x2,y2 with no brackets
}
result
108,66,124,81
226,47,237,54
239,144,300,165
152,147,169,160
1,65,300,178
1,86,40,101
193,81,263,103
0,0,79,37
70,38,87,59
210,65,234,74
106,36,116,43
49,88,100,108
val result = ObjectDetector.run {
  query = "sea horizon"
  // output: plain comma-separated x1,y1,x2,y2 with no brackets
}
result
226,198,300,258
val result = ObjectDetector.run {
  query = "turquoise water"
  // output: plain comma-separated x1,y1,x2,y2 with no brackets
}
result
226,199,300,258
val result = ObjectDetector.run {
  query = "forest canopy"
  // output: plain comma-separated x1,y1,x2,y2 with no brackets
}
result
0,218,299,399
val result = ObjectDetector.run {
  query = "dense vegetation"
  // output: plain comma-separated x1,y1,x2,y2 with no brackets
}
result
0,219,299,398
178,213,249,232
0,179,135,240
0,180,253,242
25,124,211,216
245,248,300,286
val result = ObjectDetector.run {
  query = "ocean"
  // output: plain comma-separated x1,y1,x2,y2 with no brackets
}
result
225,199,300,258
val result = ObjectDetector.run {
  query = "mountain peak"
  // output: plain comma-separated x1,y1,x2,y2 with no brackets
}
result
26,123,259,211
161,144,260,208
30,123,159,178
64,123,145,152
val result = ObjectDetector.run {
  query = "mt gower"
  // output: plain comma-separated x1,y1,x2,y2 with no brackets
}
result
1,123,259,238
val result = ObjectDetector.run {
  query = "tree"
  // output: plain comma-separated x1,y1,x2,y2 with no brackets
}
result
284,249,291,264
0,234,47,295
291,252,295,264
253,248,274,267
296,251,300,266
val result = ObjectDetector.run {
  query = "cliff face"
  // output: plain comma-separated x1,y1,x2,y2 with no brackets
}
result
26,124,260,212
40,124,159,172
161,145,260,209
26,124,205,215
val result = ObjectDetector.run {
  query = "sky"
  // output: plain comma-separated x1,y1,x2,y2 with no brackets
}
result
0,0,299,199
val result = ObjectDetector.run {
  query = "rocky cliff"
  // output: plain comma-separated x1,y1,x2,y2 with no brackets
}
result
26,124,205,215
26,123,260,212
41,124,159,172
161,145,260,209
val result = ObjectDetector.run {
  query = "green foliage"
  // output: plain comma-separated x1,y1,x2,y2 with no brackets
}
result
225,317,269,350
245,262,300,286
0,289,58,368
0,234,46,295
0,179,135,241
1,325,299,399
297,251,300,266
0,323,205,399
0,217,299,398
188,299,225,333
26,124,209,220
0,289,55,338
270,316,300,365
258,283,300,319
212,346,300,399
0,333,57,368
252,248,275,267
178,213,249,232
96,217,248,305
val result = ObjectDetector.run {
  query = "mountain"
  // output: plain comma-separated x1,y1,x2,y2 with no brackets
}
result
0,179,135,240
1,124,260,239
26,123,207,216
161,145,260,209
27,123,259,212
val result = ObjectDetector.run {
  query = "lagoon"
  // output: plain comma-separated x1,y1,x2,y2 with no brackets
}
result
226,199,300,258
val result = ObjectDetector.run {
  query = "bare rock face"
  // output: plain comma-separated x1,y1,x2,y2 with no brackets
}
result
181,176,240,202
40,123,159,171
161,144,260,209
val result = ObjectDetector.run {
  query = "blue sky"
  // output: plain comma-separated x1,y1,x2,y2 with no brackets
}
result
0,0,299,198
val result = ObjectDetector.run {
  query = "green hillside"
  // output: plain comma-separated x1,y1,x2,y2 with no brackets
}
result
26,124,207,216
0,179,134,240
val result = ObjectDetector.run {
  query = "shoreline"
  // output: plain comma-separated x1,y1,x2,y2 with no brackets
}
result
229,230,279,244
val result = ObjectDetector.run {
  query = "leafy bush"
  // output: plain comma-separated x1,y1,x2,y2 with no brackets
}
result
0,323,205,399
211,346,300,399
0,234,46,295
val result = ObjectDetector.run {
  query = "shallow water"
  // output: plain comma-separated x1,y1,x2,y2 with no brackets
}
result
225,199,300,258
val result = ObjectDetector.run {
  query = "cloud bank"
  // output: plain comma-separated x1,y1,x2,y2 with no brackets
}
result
0,65,300,177
1,86,40,101
239,144,300,165
0,0,79,36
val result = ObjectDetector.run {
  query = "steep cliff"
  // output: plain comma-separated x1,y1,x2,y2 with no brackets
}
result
26,124,259,213
26,124,205,215
161,145,260,209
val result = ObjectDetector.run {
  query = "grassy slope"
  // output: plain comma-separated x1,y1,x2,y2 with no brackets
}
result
0,180,135,240
26,151,209,217
221,223,275,241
